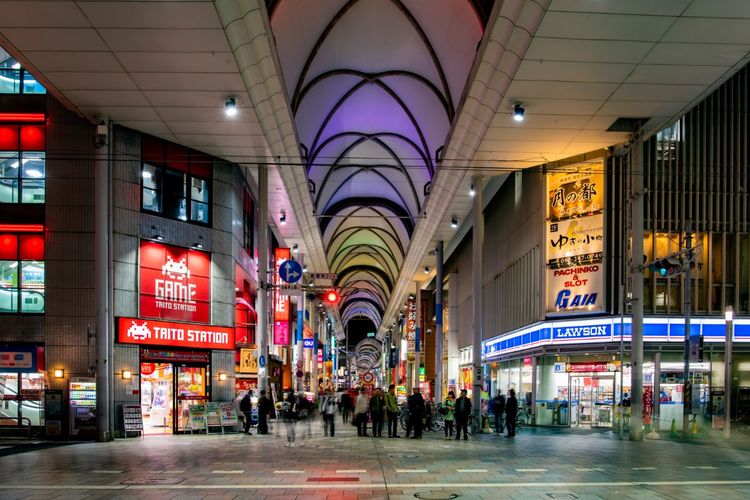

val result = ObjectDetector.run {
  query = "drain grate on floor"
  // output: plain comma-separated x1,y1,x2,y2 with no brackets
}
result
414,491,459,500
121,477,185,485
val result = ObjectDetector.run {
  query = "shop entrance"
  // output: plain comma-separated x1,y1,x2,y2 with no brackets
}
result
140,363,207,434
570,375,615,428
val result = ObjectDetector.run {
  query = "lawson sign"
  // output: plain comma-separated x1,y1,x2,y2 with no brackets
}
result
483,316,750,360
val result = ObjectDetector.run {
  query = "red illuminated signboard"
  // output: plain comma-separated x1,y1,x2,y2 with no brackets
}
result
565,361,618,373
118,317,234,350
140,240,211,323
273,248,291,345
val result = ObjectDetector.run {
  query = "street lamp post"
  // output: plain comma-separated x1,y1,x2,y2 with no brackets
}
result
725,305,734,439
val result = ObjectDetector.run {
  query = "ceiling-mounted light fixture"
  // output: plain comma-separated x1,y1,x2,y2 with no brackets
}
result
225,96,238,117
469,183,475,197
450,216,458,228
292,243,298,253
513,103,525,122
423,266,430,274
279,211,287,225
302,264,308,272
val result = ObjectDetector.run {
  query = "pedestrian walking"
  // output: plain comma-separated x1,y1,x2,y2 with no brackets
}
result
491,390,506,435
239,391,253,434
321,389,337,437
340,390,352,423
407,387,424,439
296,392,313,439
257,390,272,434
354,387,369,436
505,388,518,438
281,392,298,447
454,388,472,440
369,388,385,437
443,390,456,439
385,384,401,438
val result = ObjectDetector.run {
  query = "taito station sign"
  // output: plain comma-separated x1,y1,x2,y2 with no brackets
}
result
140,240,211,323
118,317,234,350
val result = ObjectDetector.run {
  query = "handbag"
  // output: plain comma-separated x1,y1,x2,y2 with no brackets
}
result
438,406,449,416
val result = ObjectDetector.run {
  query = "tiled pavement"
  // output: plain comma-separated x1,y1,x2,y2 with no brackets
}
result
1,420,750,499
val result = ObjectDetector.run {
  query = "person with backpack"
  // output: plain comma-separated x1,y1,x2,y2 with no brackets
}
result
491,390,506,435
239,391,253,435
321,389,337,437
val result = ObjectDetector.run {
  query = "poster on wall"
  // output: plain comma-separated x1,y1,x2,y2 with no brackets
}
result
238,347,258,374
546,158,606,315
140,240,211,323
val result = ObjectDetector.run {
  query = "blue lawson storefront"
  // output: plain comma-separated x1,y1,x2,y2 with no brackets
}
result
482,317,750,430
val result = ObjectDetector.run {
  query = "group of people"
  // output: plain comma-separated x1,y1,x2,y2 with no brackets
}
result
489,388,519,438
236,389,273,435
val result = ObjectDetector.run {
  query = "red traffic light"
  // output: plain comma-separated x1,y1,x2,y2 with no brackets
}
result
324,290,340,304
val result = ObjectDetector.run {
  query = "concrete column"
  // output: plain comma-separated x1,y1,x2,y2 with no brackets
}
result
653,352,661,432
471,175,484,422
447,273,459,392
95,120,112,442
630,130,644,441
312,302,319,400
256,165,269,393
435,241,444,405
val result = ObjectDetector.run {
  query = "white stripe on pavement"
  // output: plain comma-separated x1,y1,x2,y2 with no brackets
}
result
274,470,305,474
457,469,489,473
396,469,428,473
92,470,122,474
575,467,605,472
336,470,367,473
686,466,717,470
516,468,547,472
632,467,656,470
212,470,244,474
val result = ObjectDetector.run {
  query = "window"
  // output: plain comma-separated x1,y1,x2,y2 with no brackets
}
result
141,135,211,225
0,232,44,313
0,124,45,204
0,49,45,94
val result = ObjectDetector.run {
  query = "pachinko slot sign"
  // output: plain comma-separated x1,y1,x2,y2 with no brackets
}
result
545,158,606,315
140,240,211,323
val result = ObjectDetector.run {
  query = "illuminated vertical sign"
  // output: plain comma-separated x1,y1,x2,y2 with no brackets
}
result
546,159,606,315
273,248,291,345
139,240,211,323
406,296,417,351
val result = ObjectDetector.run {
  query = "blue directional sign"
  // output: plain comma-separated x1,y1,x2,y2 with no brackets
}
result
258,355,266,368
279,259,303,283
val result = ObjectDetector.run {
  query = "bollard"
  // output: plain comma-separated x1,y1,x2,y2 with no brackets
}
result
670,419,678,438
691,418,699,435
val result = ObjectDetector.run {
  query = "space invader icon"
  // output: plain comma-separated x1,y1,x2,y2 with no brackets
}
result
128,321,151,341
161,256,190,281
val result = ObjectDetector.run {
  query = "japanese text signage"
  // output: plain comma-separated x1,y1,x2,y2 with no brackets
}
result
406,296,417,351
565,361,619,373
546,159,606,315
140,240,211,323
118,317,235,350
273,248,291,345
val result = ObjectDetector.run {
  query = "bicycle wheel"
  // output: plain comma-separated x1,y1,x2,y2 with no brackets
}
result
516,411,527,428
468,416,479,435
400,413,409,430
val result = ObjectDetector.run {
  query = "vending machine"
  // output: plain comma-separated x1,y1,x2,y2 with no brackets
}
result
69,377,96,436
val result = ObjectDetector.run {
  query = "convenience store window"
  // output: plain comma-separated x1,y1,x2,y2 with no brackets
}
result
0,233,45,313
0,49,46,94
0,124,46,204
141,135,211,225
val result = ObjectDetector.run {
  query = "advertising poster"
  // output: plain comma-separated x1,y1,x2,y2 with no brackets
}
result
546,158,606,315
273,248,291,345
205,402,222,427
139,240,211,323
188,404,207,430
220,402,238,427
238,347,258,374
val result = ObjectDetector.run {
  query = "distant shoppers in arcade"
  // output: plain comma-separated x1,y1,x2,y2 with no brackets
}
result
296,392,313,440
257,390,272,435
443,390,456,439
369,388,385,437
505,388,518,438
385,384,401,438
406,387,425,439
491,390,506,435
454,389,472,440
355,387,370,436
240,391,253,435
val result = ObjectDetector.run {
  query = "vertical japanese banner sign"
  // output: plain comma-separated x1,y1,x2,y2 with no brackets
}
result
273,248,291,345
420,297,429,352
406,296,417,352
546,159,606,314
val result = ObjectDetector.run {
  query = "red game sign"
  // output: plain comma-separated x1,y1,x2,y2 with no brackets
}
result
273,248,291,345
140,240,211,323
118,317,234,350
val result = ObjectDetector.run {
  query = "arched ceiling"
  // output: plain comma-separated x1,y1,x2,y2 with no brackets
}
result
269,0,485,330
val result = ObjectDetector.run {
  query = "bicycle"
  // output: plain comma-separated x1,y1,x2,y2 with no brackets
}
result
516,408,532,428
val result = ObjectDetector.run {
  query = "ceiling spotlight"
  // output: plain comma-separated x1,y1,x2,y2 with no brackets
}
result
513,103,525,122
292,243,298,253
302,264,308,272
279,211,287,225
469,183,475,197
450,216,458,228
225,96,238,117
423,266,430,274
193,242,203,249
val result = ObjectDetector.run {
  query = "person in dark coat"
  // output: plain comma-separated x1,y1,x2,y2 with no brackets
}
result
407,387,425,439
340,391,352,423
505,388,518,438
239,391,253,434
491,390,506,435
257,390,272,434
369,388,385,437
454,389,472,440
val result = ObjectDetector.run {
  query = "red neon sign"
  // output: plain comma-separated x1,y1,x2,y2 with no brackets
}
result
0,113,45,123
118,317,234,350
273,248,290,345
139,240,211,323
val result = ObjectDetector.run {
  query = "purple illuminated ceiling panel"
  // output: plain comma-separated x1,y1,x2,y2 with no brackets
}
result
270,0,483,328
